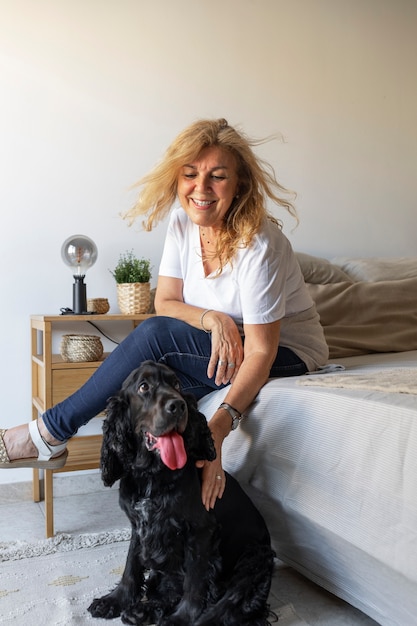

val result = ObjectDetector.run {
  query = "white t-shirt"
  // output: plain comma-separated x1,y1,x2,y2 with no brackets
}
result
159,208,313,329
158,208,329,370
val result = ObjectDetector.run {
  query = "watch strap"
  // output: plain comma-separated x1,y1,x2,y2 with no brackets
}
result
218,402,242,430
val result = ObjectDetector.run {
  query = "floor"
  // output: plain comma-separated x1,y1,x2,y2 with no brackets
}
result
0,473,379,626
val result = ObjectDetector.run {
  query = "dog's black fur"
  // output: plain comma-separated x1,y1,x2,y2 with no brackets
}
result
88,360,276,625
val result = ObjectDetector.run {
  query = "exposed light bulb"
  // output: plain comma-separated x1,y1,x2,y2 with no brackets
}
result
61,234,98,276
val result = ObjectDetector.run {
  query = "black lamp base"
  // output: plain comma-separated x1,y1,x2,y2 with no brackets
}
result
73,275,87,314
60,274,97,315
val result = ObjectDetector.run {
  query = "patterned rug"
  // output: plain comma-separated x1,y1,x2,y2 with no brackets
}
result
0,530,307,625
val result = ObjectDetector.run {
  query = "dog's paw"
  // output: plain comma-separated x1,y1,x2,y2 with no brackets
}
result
120,600,158,626
88,595,122,619
159,618,189,626
120,612,140,625
159,608,201,626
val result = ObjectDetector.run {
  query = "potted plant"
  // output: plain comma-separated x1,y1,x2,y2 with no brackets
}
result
110,251,152,314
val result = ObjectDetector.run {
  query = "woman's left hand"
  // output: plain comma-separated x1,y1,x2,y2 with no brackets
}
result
196,419,228,510
197,441,225,510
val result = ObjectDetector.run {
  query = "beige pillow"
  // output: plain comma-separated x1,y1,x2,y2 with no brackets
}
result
307,277,417,358
332,257,417,282
296,252,353,284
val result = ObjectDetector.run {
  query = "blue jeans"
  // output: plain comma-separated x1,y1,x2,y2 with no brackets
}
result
43,316,307,441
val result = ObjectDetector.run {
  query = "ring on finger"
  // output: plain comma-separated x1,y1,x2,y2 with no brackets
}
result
218,359,226,366
216,475,222,480
227,362,235,368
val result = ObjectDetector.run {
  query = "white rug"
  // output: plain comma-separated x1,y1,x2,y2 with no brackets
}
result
298,367,417,394
0,531,307,625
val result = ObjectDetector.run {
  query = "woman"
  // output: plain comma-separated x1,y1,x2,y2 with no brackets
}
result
0,118,328,510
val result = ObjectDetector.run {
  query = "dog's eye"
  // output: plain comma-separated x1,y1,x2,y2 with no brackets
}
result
138,382,150,394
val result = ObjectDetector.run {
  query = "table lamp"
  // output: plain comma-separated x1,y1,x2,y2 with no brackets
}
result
61,234,98,314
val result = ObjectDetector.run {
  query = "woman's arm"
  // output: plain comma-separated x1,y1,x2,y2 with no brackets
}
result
201,319,281,509
155,275,204,327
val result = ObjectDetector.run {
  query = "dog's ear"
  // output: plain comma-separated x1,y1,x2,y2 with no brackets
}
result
183,397,217,462
100,394,135,486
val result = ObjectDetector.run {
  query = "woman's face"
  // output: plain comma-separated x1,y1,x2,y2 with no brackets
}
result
177,146,239,230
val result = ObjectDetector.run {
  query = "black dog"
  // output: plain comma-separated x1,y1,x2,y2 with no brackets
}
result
88,360,275,625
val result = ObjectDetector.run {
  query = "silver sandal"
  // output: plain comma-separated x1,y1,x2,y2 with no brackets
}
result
0,422,68,469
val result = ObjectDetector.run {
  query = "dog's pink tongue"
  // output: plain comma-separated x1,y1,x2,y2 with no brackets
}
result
154,432,187,470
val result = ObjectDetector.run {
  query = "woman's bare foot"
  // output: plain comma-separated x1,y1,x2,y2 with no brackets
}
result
3,418,63,461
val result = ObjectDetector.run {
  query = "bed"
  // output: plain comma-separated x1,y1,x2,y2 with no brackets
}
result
198,254,417,626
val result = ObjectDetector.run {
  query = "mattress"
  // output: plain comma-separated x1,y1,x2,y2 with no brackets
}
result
198,350,417,626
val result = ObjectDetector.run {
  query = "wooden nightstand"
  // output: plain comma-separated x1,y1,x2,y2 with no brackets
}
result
30,313,154,537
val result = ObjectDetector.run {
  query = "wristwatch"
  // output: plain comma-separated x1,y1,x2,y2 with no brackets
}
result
218,402,242,430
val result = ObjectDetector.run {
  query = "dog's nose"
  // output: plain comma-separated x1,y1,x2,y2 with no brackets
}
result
165,398,186,417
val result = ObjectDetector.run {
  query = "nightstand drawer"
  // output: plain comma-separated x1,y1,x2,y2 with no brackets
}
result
52,368,98,405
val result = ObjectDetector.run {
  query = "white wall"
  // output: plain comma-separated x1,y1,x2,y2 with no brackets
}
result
1,0,416,483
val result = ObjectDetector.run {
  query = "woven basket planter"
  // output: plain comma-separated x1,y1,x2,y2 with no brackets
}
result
87,298,110,314
60,334,104,363
117,282,151,315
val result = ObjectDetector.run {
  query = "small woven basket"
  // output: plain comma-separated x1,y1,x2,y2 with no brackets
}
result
60,334,104,363
117,282,151,315
87,298,110,314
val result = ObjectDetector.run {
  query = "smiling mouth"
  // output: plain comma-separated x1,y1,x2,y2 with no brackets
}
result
192,199,215,208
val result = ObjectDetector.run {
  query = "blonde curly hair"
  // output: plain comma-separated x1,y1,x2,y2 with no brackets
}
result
125,118,298,272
